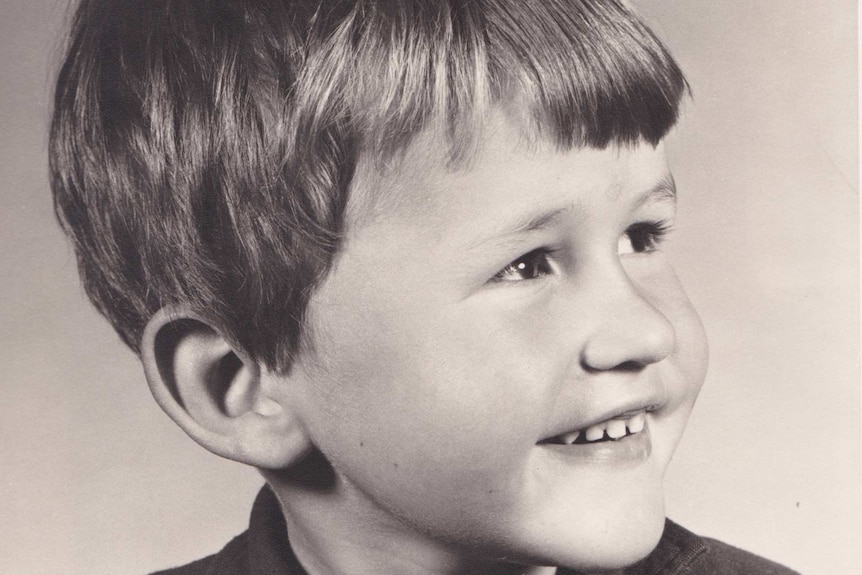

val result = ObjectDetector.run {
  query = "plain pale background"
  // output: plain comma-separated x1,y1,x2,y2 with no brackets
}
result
0,1,858,574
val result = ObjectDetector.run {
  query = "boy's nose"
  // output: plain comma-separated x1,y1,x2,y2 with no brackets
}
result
578,278,676,372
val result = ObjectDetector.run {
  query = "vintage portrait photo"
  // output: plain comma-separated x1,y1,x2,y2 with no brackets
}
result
0,1,857,574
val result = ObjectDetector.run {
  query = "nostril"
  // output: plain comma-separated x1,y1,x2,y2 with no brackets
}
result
581,358,645,374
614,360,646,372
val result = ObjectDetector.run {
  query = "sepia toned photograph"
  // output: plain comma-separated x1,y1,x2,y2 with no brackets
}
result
1,1,858,574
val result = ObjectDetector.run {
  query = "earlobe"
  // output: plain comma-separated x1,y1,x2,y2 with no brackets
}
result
141,306,312,469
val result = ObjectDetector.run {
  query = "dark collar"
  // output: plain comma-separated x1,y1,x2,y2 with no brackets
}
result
200,486,707,575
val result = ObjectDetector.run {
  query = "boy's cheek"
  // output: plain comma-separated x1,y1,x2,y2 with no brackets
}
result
295,311,557,500
298,307,548,456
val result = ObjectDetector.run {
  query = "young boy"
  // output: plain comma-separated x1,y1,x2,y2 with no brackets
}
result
50,1,800,573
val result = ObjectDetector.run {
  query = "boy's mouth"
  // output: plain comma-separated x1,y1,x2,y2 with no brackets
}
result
540,410,647,445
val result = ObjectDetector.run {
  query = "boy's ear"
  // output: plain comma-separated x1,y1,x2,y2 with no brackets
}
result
140,305,312,469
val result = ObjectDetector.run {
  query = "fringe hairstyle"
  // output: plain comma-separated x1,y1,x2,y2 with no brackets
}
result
50,0,687,372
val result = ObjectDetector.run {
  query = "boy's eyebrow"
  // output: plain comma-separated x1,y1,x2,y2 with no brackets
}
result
638,173,677,207
468,173,677,251
467,207,571,251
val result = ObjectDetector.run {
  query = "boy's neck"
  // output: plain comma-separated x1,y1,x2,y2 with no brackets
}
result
269,473,558,575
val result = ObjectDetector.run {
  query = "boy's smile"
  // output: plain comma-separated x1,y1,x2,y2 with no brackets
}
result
280,112,708,573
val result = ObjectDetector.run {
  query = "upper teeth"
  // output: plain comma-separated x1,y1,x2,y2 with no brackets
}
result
558,431,581,445
555,411,647,444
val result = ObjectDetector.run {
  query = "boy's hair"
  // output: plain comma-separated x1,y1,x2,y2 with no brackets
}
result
50,0,686,372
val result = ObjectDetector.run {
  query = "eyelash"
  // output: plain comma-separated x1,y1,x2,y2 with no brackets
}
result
491,220,673,283
492,248,557,283
624,220,673,254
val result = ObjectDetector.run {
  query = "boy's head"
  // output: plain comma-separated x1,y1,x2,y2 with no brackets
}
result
51,0,707,572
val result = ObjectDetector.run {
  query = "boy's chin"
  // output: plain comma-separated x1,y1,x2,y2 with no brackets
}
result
551,510,666,572
512,496,666,573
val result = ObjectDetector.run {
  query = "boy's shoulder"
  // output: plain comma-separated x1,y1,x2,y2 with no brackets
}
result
149,487,299,575
695,535,802,575
149,534,247,575
150,487,801,575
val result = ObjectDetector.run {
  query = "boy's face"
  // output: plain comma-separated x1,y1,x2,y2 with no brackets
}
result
287,113,708,570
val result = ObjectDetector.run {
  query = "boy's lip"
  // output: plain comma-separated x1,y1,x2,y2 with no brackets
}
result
538,391,667,444
539,419,653,465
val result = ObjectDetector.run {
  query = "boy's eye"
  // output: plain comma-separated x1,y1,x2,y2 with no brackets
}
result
493,248,555,282
618,221,672,255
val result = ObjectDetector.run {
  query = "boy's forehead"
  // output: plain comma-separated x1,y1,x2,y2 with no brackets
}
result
346,117,493,229
346,109,672,234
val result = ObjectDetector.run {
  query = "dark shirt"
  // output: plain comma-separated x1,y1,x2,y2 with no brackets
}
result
153,487,800,575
